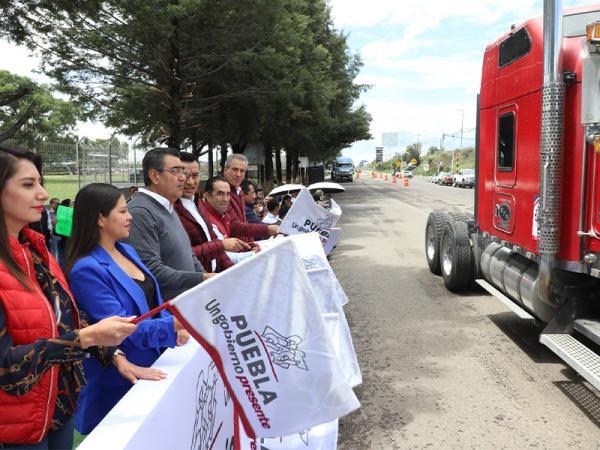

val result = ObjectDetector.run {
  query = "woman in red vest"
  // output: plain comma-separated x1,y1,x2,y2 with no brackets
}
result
0,145,137,449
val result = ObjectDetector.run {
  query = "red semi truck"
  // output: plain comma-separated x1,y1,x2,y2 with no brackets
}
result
425,1,600,390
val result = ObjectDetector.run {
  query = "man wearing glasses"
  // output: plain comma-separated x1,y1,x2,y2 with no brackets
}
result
125,147,211,300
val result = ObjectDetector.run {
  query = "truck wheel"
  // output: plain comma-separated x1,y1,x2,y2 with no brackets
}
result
440,219,473,291
447,211,472,223
425,211,448,275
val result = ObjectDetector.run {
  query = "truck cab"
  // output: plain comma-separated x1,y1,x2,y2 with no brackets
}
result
333,157,354,182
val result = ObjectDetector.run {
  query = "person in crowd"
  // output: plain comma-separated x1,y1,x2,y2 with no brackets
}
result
202,176,260,264
222,154,278,241
56,198,72,269
47,197,60,259
279,194,293,220
28,201,52,247
127,185,139,202
0,145,137,449
174,152,243,273
312,189,331,209
125,148,211,300
262,199,282,225
253,201,264,220
241,179,261,224
66,183,187,435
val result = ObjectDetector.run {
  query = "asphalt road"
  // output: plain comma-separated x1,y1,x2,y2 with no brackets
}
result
331,175,600,449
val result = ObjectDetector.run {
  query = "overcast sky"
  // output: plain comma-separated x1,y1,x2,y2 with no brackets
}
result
0,0,593,162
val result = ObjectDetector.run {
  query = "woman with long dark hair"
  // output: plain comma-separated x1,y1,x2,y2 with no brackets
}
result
66,183,187,435
0,145,137,449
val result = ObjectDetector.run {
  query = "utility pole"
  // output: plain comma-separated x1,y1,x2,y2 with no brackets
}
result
458,109,465,150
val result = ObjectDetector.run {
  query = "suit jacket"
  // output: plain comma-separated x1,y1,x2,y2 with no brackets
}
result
69,242,176,435
174,198,234,272
227,183,270,242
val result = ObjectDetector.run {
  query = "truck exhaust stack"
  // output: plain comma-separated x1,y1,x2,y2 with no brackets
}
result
538,0,565,306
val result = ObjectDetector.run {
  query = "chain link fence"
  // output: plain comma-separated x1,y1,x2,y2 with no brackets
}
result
6,139,144,201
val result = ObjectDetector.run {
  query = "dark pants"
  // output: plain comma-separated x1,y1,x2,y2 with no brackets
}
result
1,416,75,450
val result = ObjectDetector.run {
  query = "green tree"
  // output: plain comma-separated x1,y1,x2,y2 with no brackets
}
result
402,143,421,166
0,70,80,146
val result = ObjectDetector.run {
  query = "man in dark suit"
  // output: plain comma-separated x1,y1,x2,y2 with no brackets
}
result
174,152,245,272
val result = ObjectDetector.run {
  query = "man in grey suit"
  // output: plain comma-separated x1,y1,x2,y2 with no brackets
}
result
125,147,210,300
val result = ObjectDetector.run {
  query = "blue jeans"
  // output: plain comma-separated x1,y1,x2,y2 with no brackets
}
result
2,416,75,450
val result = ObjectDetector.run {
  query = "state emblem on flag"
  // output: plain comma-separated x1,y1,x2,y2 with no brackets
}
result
262,326,308,371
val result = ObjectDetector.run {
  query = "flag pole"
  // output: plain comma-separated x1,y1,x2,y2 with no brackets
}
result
132,301,172,324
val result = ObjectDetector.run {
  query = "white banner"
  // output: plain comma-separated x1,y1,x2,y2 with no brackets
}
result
279,188,340,244
169,239,359,438
79,341,235,450
239,419,339,450
323,228,341,255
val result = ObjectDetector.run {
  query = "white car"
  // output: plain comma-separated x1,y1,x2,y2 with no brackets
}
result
453,169,475,188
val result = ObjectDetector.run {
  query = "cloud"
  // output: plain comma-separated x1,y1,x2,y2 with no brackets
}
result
330,0,541,30
0,40,51,83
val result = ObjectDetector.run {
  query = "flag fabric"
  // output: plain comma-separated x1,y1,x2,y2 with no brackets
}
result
256,234,360,387
168,239,359,438
279,188,340,245
323,228,341,255
239,418,339,450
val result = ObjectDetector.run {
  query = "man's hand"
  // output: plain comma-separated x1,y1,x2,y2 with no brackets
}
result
222,237,251,252
267,225,279,236
203,272,217,281
113,354,167,384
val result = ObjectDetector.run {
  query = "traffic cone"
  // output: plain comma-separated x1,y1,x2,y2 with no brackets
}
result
392,175,396,184
384,174,388,182
403,177,409,187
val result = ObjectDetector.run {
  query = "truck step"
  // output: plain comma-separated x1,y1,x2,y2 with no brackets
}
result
539,333,600,392
475,279,534,319
574,319,600,347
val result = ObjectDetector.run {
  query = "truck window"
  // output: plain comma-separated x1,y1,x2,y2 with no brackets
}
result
498,27,531,68
498,113,515,171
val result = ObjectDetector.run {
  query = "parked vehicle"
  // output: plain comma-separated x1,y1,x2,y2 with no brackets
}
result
403,170,414,178
332,156,354,182
453,169,475,188
437,172,453,186
424,2,600,391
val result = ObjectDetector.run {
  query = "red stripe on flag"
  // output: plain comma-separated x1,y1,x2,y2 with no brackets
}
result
167,304,257,441
254,331,279,383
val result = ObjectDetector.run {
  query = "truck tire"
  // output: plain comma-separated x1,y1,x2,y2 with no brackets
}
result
440,219,473,291
425,211,448,275
447,211,472,223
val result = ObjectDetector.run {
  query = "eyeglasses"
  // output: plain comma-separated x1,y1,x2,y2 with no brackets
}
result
155,166,186,176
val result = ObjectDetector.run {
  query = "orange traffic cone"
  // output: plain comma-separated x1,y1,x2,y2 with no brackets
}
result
403,177,409,187
392,175,396,184
384,174,388,181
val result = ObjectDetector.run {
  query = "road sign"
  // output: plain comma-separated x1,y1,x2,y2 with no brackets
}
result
410,158,417,165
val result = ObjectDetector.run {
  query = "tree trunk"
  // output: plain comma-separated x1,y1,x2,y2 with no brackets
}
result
219,142,228,174
208,145,214,178
275,148,282,185
291,150,299,182
263,142,274,193
231,143,247,154
285,149,292,183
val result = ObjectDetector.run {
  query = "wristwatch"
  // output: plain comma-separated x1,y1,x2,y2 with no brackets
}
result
113,348,126,359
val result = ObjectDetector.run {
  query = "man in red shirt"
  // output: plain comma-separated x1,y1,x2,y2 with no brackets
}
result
222,154,278,241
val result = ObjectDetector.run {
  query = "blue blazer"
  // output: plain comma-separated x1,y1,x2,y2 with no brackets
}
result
69,242,176,435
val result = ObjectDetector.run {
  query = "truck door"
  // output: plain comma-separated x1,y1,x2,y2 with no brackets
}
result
493,105,517,234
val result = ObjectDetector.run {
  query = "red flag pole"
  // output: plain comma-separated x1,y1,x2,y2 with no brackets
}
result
131,301,171,324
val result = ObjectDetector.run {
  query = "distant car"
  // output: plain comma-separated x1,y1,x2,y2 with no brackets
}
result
431,173,440,183
436,172,452,185
453,169,475,188
403,170,413,178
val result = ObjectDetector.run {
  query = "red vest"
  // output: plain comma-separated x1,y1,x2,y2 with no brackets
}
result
0,228,79,444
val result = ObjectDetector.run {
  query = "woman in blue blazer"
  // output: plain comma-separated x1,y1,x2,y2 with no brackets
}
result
66,183,188,435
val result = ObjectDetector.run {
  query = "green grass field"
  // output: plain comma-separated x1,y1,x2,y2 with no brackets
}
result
44,174,131,201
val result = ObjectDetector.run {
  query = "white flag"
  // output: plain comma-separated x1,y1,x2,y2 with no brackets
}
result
239,418,339,450
323,228,341,255
279,188,340,244
168,239,359,438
